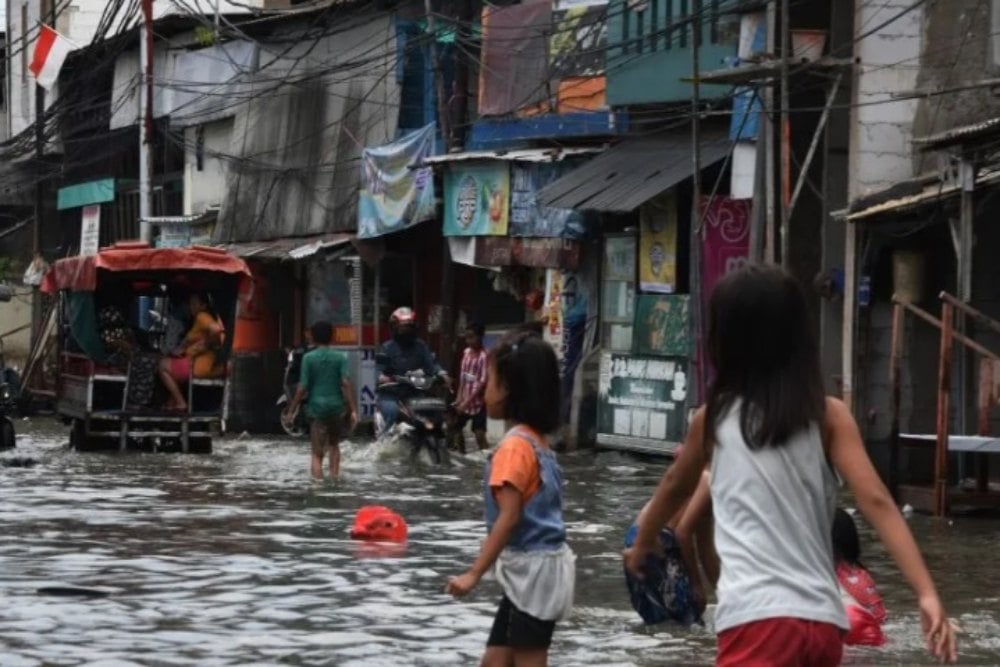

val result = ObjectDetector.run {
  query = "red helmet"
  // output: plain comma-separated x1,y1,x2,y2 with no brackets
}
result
390,307,416,327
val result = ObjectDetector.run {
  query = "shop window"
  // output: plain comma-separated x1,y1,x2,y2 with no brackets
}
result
601,234,636,352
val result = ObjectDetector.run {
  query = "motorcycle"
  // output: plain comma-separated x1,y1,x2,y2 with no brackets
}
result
0,284,18,450
276,345,310,438
374,354,451,465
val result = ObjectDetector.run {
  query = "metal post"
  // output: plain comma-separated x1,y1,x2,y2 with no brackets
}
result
138,0,154,242
843,221,856,409
956,155,975,482
935,301,954,517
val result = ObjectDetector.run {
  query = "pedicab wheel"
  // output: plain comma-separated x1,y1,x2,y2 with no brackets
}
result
0,418,14,451
280,407,307,438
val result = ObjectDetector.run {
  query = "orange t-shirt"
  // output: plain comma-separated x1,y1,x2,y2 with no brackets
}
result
489,428,545,502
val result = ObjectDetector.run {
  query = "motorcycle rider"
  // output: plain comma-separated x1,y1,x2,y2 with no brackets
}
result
377,307,451,429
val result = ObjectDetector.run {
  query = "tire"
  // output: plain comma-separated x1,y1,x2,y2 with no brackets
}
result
280,408,307,438
0,418,14,451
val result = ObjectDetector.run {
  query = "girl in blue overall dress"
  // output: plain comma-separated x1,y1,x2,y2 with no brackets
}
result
447,332,575,667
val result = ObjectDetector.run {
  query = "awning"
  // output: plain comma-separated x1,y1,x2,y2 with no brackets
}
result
422,147,601,166
844,169,1000,223
537,130,731,212
220,233,354,260
41,242,251,293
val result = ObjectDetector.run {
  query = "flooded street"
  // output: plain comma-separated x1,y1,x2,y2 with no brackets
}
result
2,421,1000,666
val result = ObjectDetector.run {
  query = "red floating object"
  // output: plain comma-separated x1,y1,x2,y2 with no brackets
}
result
350,505,408,542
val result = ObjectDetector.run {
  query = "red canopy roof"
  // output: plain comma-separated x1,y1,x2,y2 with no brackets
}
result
41,242,252,293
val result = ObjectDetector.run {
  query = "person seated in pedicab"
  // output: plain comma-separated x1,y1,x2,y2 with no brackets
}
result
97,304,159,410
158,291,225,412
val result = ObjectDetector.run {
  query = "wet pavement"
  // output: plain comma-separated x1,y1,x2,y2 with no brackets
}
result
1,419,999,666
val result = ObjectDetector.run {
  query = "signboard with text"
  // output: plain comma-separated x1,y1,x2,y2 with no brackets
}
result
596,352,688,454
80,205,100,256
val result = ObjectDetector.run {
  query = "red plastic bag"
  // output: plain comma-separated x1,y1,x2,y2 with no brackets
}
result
350,506,408,542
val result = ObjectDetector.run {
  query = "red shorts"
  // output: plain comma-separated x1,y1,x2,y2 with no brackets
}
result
166,356,192,382
717,618,843,667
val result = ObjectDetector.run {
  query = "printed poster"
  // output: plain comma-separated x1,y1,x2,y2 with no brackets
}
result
597,352,688,448
633,294,691,358
80,205,100,256
638,192,679,293
444,163,510,236
701,197,751,307
357,124,437,239
509,163,585,238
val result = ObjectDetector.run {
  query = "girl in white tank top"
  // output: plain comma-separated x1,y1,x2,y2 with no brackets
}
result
624,265,956,665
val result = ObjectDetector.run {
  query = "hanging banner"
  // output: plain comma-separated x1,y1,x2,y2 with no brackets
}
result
80,205,101,256
597,352,688,451
638,192,679,293
357,124,437,239
444,163,510,236
701,197,752,305
634,294,691,358
544,270,564,355
474,236,580,270
510,163,586,238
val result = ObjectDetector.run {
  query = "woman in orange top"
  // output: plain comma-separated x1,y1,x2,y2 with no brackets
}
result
159,292,225,411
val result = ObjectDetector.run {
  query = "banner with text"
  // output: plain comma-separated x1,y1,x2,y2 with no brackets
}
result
597,352,688,450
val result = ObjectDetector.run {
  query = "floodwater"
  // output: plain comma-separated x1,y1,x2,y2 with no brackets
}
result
2,421,999,666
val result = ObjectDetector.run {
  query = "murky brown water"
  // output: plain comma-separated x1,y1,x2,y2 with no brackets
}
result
2,419,999,666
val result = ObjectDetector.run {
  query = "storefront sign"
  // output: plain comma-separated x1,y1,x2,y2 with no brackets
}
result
357,124,437,239
544,270,564,355
597,352,687,448
510,163,585,238
444,163,510,236
79,205,100,256
639,192,678,293
474,236,580,270
701,196,751,314
634,294,691,357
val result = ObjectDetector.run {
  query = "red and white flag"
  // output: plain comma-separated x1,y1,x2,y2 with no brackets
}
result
29,25,74,91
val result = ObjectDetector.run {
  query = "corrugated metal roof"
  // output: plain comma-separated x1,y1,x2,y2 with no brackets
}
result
536,130,731,212
846,170,1000,223
220,233,353,260
913,117,1000,150
422,147,601,165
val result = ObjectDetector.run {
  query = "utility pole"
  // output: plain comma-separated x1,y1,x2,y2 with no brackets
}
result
426,0,456,369
31,0,53,345
779,0,790,267
138,0,154,242
690,4,704,404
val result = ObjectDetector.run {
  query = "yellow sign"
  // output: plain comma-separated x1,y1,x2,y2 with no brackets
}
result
639,191,678,294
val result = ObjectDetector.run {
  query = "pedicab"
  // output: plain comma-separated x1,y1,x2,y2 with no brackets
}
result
41,242,252,453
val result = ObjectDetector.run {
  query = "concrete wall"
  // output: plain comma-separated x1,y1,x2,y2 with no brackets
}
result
0,286,32,368
850,0,924,199
183,118,233,215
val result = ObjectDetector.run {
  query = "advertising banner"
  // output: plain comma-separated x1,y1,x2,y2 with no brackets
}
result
444,163,510,236
638,192,679,293
357,124,437,239
510,163,585,238
597,352,688,449
633,294,691,358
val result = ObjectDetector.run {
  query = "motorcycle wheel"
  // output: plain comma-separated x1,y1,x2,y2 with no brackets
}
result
0,418,14,451
279,408,307,438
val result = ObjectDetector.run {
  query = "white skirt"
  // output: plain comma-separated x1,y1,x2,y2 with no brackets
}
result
494,543,576,622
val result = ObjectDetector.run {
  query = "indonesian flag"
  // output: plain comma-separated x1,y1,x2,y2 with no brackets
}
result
30,25,73,91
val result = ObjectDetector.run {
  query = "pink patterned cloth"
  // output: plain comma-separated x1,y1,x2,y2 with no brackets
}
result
836,561,887,646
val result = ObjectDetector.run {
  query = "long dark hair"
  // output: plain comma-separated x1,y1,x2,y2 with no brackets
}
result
489,330,561,434
703,264,825,450
832,508,862,566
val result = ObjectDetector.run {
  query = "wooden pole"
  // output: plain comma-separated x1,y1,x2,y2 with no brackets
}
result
889,303,904,499
935,301,954,518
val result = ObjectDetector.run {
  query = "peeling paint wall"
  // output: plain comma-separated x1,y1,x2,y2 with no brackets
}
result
850,1,924,199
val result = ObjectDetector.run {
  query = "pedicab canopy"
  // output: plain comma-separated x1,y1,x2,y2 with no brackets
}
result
41,242,252,294
41,242,253,364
